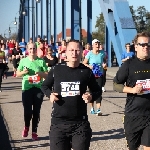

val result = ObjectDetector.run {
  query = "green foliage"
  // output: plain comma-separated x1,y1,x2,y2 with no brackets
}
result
93,6,150,41
92,13,105,44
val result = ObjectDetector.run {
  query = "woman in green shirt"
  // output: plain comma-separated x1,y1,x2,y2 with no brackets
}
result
16,43,48,140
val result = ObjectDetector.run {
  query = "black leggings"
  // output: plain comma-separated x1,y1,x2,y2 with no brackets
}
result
95,77,103,104
102,69,107,87
22,87,44,133
0,63,5,88
12,58,20,69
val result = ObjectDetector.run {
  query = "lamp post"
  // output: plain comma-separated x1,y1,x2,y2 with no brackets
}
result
22,7,35,41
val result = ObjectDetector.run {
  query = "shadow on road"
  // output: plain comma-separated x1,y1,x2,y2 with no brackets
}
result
0,106,12,150
11,136,50,149
91,128,125,141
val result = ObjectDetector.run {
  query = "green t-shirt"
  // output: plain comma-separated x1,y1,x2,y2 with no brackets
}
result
17,57,48,90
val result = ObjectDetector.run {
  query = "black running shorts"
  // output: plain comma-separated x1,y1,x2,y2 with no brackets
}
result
124,115,150,150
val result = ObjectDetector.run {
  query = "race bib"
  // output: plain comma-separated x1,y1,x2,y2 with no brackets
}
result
136,79,150,95
61,53,66,58
61,82,80,97
28,75,41,84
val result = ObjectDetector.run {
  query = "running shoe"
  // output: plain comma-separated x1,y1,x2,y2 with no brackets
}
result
96,109,102,116
32,132,38,140
22,127,29,137
90,108,95,114
102,87,106,92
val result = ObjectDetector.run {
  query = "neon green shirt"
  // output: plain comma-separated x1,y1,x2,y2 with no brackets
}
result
17,57,48,90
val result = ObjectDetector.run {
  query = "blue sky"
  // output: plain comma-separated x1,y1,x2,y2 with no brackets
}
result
0,0,150,38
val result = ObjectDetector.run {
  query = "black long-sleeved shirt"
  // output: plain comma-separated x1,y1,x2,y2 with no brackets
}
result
114,57,150,116
41,63,102,123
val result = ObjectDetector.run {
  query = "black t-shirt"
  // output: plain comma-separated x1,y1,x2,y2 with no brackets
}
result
12,48,22,56
41,63,102,123
114,57,150,116
43,56,58,67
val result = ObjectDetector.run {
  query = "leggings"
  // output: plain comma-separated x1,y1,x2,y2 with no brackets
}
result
22,87,44,133
0,63,5,88
102,69,107,87
95,77,103,104
12,58,20,69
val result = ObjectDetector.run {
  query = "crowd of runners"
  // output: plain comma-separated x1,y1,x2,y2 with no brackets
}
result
0,32,150,150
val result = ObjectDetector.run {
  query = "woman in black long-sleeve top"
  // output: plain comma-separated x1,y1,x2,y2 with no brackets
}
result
43,47,58,71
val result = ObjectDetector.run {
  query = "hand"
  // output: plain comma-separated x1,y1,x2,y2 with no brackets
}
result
35,72,43,77
50,93,59,103
22,68,29,75
89,65,93,70
102,63,107,68
132,84,143,94
46,63,49,66
82,92,92,103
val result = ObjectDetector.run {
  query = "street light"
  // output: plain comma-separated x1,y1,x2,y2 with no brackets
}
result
35,0,41,3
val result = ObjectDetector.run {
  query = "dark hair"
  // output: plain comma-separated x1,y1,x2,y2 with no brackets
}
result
125,43,130,47
134,32,150,44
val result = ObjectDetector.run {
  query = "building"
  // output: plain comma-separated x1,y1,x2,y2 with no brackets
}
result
57,28,87,42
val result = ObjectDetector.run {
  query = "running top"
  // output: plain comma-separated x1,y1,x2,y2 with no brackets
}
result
18,57,48,90
41,63,102,124
0,51,5,63
85,50,106,74
114,57,150,116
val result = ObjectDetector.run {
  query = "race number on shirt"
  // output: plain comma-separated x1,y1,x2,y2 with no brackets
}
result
28,75,41,84
60,82,80,97
136,79,150,95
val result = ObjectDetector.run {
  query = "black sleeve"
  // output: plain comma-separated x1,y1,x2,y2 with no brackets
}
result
113,60,129,84
41,67,54,98
88,71,102,102
55,57,58,64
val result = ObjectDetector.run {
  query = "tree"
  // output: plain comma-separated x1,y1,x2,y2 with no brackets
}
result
9,33,17,40
130,6,150,33
92,13,105,44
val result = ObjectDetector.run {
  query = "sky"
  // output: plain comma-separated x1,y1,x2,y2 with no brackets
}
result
0,0,150,38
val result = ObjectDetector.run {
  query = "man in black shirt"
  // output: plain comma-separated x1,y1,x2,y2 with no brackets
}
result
113,32,150,150
41,40,102,150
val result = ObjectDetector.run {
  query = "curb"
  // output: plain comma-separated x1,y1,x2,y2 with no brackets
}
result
0,105,15,150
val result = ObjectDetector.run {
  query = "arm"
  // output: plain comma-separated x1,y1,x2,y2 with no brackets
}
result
36,60,48,79
88,71,102,102
83,58,93,69
113,61,133,93
41,68,54,98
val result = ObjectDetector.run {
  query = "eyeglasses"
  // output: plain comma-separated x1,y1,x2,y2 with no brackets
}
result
137,43,150,47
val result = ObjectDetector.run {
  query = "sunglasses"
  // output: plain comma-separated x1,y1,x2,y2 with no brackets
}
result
29,48,35,50
137,43,150,47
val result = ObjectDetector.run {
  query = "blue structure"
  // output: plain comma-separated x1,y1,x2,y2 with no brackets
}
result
99,0,137,66
18,0,137,67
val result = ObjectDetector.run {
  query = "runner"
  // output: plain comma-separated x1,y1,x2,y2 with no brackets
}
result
121,43,135,63
41,40,102,150
43,47,58,71
58,39,67,63
113,32,150,150
83,39,106,115
19,38,27,57
12,42,23,77
16,43,48,140
0,44,6,92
